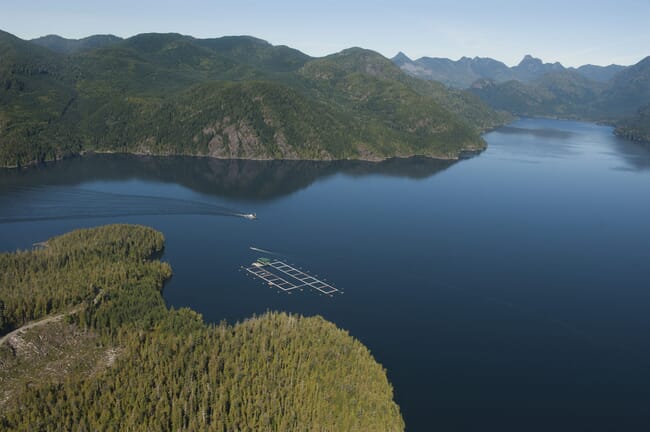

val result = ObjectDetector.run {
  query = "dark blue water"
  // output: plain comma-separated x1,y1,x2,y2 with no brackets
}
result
2,118,650,431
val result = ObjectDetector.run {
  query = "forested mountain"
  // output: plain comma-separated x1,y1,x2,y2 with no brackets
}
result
30,34,123,54
195,36,311,73
0,30,507,167
0,225,404,431
574,64,626,83
0,30,82,166
511,55,565,82
393,52,514,88
595,56,650,118
469,70,606,118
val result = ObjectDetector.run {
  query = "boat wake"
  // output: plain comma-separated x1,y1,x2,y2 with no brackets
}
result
249,246,284,256
0,186,250,224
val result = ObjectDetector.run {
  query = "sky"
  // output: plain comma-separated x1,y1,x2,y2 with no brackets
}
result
1,0,649,67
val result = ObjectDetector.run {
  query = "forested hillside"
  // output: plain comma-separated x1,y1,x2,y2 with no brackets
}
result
30,34,123,55
469,70,605,119
0,225,404,431
0,30,508,167
0,30,82,166
615,104,650,143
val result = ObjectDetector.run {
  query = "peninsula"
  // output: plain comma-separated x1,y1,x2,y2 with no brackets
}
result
0,224,404,431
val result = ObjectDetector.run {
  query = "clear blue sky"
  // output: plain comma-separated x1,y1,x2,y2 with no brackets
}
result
2,0,649,66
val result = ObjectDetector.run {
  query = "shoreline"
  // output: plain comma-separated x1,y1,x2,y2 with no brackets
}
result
0,146,486,170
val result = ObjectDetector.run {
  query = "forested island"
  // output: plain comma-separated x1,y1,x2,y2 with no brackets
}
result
0,224,404,431
0,30,510,168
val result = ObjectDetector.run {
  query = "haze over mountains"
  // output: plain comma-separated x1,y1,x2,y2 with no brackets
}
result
392,52,627,88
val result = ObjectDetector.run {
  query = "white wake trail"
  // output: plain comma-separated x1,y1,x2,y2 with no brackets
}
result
249,246,283,256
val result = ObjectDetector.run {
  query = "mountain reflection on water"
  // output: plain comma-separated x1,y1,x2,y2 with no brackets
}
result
0,154,456,201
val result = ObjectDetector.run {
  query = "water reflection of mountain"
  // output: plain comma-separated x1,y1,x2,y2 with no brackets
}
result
608,138,650,171
491,123,650,170
0,154,456,200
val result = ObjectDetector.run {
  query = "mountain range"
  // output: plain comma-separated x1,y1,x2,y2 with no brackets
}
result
392,52,627,88
0,30,510,168
394,52,650,142
2,29,648,169
469,57,650,124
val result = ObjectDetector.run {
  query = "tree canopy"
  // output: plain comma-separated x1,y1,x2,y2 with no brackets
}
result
0,224,404,431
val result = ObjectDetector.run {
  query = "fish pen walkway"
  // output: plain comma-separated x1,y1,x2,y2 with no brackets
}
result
243,259,340,295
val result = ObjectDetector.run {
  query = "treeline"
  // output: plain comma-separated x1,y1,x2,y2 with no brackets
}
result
0,225,404,431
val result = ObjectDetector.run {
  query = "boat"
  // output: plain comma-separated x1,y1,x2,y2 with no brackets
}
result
241,213,257,220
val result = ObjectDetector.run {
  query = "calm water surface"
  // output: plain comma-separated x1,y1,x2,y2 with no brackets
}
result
2,118,650,431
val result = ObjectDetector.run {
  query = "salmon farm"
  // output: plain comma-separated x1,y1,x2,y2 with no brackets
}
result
242,257,342,297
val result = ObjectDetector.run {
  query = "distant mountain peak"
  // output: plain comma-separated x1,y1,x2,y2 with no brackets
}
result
391,51,413,66
518,54,542,66
392,50,630,88
392,51,411,61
